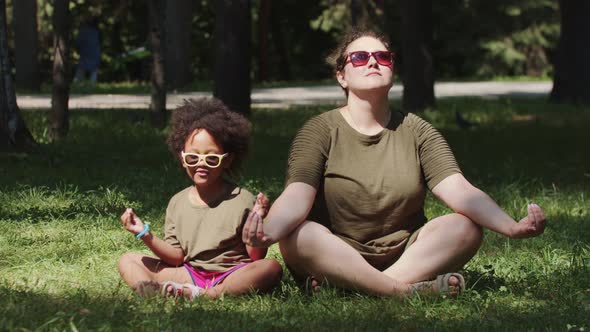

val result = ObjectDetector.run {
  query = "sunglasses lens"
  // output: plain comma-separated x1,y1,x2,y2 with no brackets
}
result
350,52,370,66
205,155,221,167
374,52,393,65
184,154,199,166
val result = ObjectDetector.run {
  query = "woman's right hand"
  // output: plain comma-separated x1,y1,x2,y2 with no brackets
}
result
120,208,145,235
242,193,273,248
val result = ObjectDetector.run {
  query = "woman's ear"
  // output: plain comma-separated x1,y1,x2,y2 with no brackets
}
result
336,70,348,89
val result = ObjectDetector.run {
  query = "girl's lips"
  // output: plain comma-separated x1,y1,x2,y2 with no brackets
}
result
366,72,382,76
195,169,209,176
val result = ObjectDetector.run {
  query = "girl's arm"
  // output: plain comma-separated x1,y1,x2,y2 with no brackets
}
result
246,245,267,261
431,173,546,238
243,182,317,247
121,208,185,266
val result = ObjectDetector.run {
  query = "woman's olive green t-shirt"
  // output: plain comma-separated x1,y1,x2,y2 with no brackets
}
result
285,109,461,270
164,185,255,272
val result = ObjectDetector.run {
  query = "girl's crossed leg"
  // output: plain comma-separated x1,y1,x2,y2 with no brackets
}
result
118,253,282,299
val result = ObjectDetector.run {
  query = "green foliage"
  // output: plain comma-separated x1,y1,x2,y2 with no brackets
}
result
6,0,561,85
1,99,589,330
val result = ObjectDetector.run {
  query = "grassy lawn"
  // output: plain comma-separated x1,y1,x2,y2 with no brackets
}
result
1,98,589,331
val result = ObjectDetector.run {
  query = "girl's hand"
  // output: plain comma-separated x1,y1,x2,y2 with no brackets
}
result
252,192,270,218
120,208,145,235
509,203,547,239
242,193,273,248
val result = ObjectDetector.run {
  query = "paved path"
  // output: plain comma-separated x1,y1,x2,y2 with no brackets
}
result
16,81,551,110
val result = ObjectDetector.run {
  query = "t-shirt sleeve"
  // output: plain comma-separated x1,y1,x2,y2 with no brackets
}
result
285,115,331,189
164,196,181,248
411,114,462,190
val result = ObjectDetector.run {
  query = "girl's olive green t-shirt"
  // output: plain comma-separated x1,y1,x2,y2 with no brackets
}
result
285,109,461,269
164,185,255,272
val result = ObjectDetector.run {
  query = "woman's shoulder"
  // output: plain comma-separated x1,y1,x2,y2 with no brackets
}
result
395,111,434,132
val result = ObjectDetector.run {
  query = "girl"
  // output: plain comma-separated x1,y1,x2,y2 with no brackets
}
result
119,98,283,300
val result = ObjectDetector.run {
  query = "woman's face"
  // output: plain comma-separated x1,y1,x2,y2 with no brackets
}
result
181,129,230,188
336,36,394,96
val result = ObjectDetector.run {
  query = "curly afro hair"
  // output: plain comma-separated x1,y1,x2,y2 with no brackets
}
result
167,98,251,178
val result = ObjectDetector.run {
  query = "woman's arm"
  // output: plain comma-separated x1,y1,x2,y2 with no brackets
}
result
431,173,546,238
121,208,185,266
242,182,317,247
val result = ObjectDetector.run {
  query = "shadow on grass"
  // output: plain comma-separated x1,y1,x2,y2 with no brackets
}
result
1,274,588,331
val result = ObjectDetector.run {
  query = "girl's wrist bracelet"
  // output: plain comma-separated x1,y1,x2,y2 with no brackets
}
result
135,223,151,239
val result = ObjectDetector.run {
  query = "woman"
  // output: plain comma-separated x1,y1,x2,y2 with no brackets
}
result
243,30,546,296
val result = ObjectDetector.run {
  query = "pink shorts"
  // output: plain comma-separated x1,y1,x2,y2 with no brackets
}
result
184,263,249,289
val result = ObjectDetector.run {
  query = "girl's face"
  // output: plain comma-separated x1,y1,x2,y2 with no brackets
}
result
181,129,231,188
336,36,394,96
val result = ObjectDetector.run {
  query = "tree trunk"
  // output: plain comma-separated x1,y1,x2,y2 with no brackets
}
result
270,8,290,81
165,0,193,90
49,0,71,141
148,0,167,128
13,0,39,91
213,0,251,115
0,0,36,151
350,0,367,29
399,0,435,112
256,0,270,82
550,0,590,104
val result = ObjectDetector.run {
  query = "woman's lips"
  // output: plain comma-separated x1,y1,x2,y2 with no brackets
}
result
366,72,382,76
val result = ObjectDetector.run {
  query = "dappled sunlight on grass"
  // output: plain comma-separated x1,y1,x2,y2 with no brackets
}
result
1,98,589,330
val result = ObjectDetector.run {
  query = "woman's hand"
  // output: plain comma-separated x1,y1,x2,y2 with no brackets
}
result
509,203,547,239
242,193,273,248
120,208,145,235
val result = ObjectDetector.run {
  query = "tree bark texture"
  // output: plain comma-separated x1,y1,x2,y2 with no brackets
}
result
350,0,368,29
165,0,193,90
13,0,40,91
270,8,290,81
399,0,435,112
256,0,270,82
213,0,251,115
49,0,71,141
148,0,167,128
0,0,36,150
550,0,590,104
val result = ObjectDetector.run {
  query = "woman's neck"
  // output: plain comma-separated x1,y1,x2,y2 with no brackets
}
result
189,180,229,206
342,91,390,135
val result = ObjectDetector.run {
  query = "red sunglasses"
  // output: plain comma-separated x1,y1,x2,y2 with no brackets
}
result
345,51,394,67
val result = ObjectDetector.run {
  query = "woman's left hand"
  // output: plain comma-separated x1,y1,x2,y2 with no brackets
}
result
509,203,547,239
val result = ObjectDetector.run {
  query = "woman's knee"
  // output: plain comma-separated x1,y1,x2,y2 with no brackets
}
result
451,214,483,249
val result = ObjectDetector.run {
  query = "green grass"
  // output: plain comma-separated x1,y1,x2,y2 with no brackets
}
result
1,98,589,331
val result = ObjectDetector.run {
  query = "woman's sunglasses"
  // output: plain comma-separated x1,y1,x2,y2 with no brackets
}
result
181,151,228,168
345,51,395,67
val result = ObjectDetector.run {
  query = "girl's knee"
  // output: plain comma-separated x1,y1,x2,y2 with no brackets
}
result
262,259,283,284
118,252,142,273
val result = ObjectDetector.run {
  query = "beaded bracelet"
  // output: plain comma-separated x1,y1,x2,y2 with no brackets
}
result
135,223,151,239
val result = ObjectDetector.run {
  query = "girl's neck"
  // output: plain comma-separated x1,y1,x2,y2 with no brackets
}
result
189,180,229,207
343,91,390,135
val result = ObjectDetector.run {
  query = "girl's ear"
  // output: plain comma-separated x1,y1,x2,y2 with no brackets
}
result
336,70,347,89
